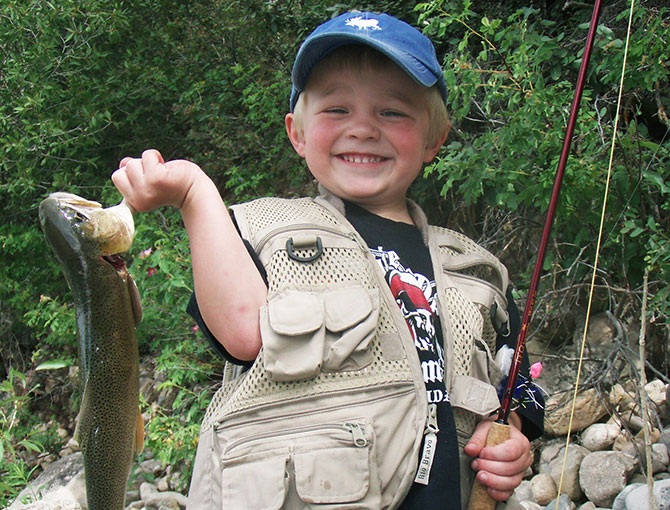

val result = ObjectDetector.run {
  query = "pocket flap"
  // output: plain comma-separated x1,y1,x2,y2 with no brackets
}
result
294,447,370,504
222,455,288,510
268,290,323,335
450,375,500,417
323,286,373,333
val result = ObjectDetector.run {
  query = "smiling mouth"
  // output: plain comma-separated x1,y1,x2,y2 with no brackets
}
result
339,154,387,164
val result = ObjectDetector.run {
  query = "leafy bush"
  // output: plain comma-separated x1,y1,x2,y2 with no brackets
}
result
417,0,669,351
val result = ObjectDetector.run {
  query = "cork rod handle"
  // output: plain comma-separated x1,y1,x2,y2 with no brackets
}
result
467,421,511,510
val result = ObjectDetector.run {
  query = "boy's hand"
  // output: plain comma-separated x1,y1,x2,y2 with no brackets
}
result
464,414,532,502
112,149,202,212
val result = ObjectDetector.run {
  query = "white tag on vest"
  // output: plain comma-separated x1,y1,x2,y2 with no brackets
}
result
414,431,437,485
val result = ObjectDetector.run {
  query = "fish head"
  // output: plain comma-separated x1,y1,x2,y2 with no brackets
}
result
39,192,135,260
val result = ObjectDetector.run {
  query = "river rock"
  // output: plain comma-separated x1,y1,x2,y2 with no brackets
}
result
549,444,590,500
545,494,576,510
8,453,85,510
581,423,621,451
651,443,670,473
538,440,566,474
645,380,668,408
510,480,533,502
612,483,644,510
521,502,543,510
144,491,188,510
615,478,670,510
531,473,558,505
579,450,638,507
545,389,608,436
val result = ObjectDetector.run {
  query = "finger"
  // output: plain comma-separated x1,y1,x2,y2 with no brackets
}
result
142,148,165,169
119,156,133,168
474,468,524,495
472,449,532,478
464,420,493,457
111,167,131,196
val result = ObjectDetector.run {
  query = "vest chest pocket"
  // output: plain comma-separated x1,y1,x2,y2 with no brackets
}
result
260,285,378,382
219,420,381,509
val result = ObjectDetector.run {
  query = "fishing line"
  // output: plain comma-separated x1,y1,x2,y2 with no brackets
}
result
554,0,637,507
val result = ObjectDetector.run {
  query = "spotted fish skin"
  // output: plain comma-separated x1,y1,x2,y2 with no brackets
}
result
39,193,142,510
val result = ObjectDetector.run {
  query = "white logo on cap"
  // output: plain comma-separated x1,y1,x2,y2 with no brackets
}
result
345,16,381,30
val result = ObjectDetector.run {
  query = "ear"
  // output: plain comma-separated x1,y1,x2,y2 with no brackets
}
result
423,122,451,163
285,113,306,158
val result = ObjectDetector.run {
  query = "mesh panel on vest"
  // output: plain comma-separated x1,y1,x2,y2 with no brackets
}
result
443,287,481,379
202,198,415,431
242,197,340,234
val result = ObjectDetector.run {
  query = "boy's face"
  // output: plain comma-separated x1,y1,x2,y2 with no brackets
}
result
286,58,445,221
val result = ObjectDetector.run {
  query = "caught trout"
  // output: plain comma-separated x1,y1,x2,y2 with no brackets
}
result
39,192,143,510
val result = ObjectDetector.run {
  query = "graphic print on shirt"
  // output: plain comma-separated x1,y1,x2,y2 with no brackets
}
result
371,246,449,404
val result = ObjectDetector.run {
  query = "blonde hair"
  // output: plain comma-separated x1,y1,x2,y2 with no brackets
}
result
292,45,450,147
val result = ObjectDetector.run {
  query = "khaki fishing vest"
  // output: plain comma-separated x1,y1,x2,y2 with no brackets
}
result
186,193,510,510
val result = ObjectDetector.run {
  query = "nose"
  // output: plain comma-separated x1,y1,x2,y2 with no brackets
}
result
345,111,380,141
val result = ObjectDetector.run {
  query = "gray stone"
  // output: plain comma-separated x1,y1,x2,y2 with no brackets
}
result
144,491,187,510
539,441,565,474
531,473,558,506
612,483,645,510
139,482,158,501
623,479,670,510
577,502,596,510
513,480,534,503
521,502,544,510
645,380,668,408
8,453,84,510
545,390,608,436
652,443,670,473
579,450,638,507
581,423,621,451
545,494,576,510
549,444,590,501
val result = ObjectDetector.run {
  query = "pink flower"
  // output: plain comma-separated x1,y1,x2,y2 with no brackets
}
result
192,325,200,333
530,362,543,379
139,248,152,259
146,267,157,277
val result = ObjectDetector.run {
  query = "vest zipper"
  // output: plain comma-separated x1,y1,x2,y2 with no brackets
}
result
444,270,507,305
223,420,369,459
414,403,439,485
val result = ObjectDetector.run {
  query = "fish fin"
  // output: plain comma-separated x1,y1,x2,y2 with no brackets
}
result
126,273,143,326
73,382,92,448
135,407,145,454
73,414,81,446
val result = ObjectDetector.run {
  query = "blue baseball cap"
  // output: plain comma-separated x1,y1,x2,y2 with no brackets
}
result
290,12,447,111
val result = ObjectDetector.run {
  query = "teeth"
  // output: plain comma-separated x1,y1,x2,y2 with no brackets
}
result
342,155,384,163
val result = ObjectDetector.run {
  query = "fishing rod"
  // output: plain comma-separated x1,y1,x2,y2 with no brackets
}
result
468,1,603,509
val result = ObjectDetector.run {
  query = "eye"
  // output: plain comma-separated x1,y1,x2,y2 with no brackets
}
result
324,107,348,115
381,110,407,118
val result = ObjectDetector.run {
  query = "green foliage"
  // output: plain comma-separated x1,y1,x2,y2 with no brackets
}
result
1,368,46,507
417,1,669,343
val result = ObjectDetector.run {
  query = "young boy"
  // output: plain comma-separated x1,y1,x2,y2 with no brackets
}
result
113,12,543,510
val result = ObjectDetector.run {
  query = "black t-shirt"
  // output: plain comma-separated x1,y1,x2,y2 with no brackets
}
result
345,202,461,510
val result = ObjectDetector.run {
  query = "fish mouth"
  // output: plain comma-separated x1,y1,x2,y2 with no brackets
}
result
43,193,135,255
103,254,128,271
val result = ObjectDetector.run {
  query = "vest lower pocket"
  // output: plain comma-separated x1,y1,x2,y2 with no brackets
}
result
219,420,381,509
260,285,378,382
